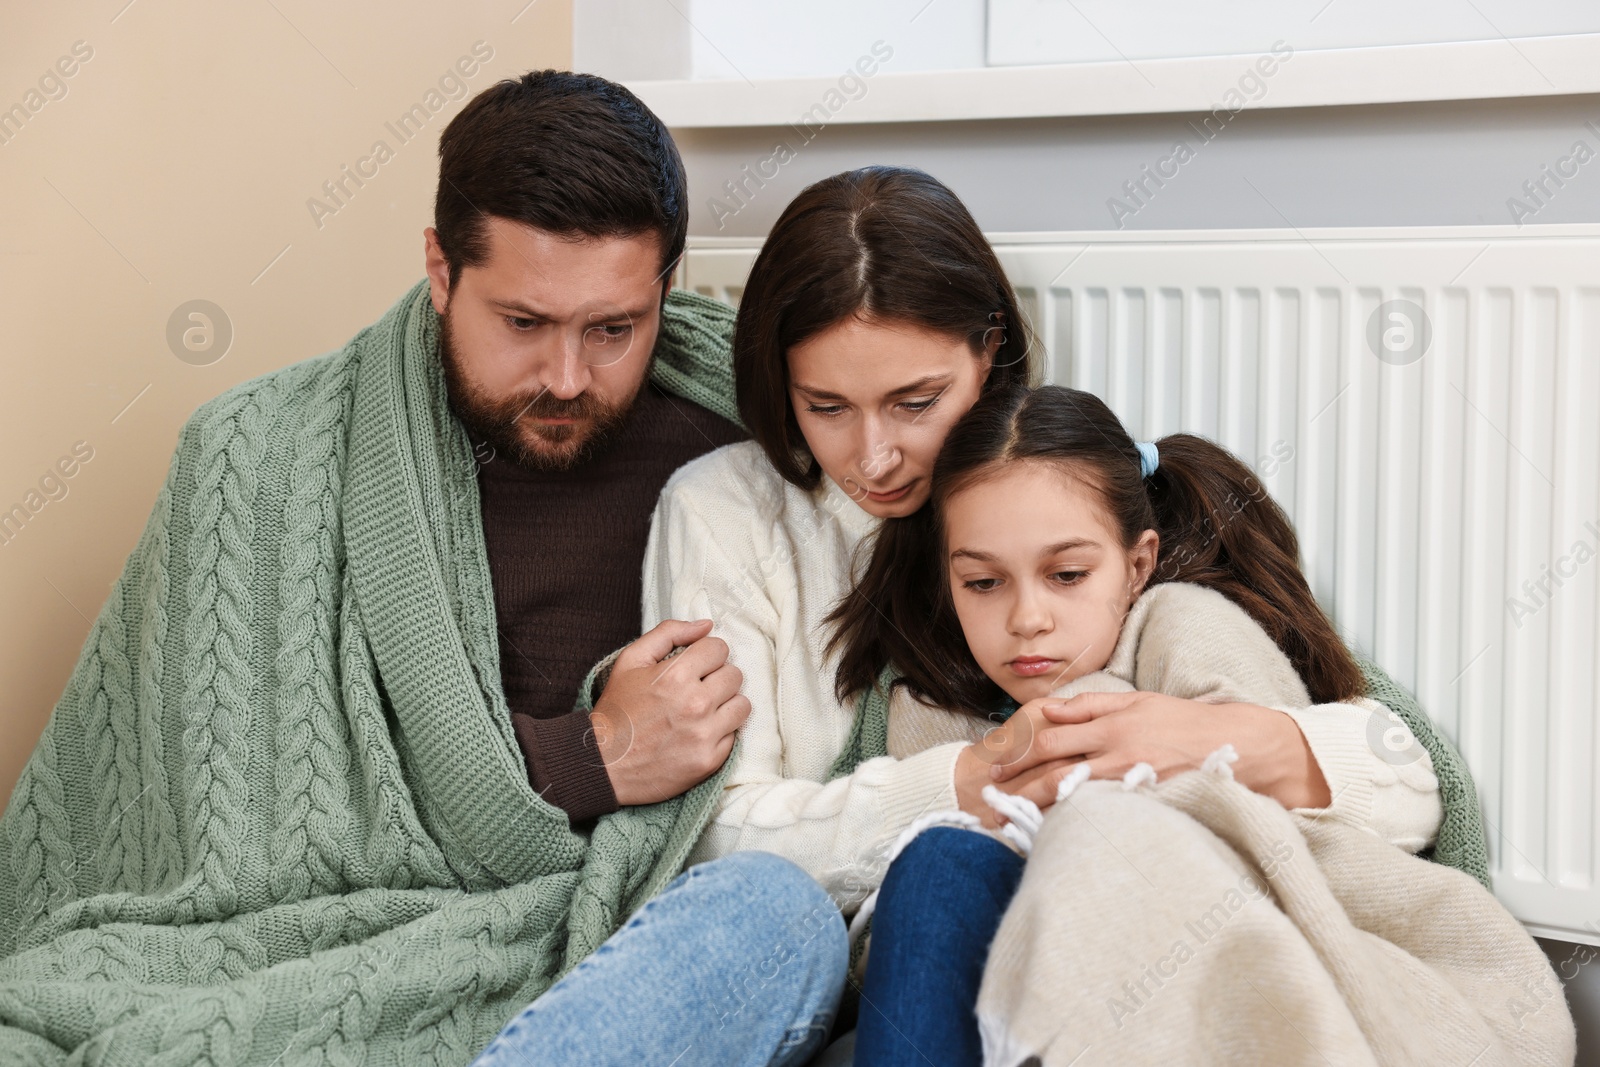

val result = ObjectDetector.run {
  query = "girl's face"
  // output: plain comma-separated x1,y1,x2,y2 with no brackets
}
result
787,316,994,519
944,460,1159,705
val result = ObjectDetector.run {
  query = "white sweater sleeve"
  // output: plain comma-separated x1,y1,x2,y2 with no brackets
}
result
1278,700,1443,854
641,479,964,910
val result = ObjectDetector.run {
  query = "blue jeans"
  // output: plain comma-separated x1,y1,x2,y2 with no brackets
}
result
855,827,1026,1067
472,850,847,1067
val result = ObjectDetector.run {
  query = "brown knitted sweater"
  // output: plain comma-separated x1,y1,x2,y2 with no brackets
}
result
476,382,745,821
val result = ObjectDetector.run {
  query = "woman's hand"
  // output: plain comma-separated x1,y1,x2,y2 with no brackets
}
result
985,691,1333,811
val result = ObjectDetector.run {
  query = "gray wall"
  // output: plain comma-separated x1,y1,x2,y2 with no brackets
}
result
679,94,1600,236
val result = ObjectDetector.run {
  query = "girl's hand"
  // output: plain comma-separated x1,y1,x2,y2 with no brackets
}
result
951,697,1083,827
985,691,1333,810
970,696,1068,776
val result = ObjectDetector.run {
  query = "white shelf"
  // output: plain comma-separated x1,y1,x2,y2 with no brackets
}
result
688,223,1600,251
628,34,1600,129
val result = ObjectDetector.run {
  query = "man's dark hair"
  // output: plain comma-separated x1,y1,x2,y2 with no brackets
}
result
434,70,687,288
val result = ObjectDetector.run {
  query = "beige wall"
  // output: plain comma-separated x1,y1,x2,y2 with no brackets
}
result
0,0,572,811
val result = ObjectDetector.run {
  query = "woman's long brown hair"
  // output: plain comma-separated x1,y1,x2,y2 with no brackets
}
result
732,165,1038,490
828,384,1365,712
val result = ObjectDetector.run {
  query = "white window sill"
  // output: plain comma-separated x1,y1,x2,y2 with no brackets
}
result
626,33,1600,129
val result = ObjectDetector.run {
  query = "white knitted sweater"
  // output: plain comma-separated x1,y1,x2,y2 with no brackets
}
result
643,441,1442,907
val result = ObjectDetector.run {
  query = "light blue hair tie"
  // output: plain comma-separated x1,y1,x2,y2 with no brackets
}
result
1135,440,1160,478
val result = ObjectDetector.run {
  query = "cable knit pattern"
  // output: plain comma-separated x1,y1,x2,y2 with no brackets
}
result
0,280,739,1064
136,465,185,895
9,723,73,946
268,363,354,905
87,576,139,895
180,382,271,925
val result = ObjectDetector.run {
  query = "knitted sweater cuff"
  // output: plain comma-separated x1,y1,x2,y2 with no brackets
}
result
512,709,620,823
575,645,627,712
1275,702,1380,837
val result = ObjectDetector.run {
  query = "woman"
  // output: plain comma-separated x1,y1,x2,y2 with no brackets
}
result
641,167,1453,1047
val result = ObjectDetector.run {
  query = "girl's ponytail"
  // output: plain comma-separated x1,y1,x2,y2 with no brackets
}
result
1142,435,1365,705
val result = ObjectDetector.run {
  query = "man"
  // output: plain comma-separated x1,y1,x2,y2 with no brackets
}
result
0,72,844,1066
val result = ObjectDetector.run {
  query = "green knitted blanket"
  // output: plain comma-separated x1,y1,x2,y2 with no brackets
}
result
0,280,743,1066
829,657,1490,887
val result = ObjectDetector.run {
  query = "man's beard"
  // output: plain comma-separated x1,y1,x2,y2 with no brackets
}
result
438,306,639,472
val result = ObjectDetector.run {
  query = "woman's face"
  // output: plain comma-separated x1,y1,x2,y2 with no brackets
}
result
786,315,994,519
944,460,1159,704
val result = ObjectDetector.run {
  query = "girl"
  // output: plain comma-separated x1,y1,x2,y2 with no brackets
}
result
839,382,1447,1065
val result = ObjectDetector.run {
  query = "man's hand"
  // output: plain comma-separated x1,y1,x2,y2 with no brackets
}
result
589,618,749,806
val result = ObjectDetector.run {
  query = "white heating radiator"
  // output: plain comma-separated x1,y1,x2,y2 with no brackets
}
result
682,224,1600,944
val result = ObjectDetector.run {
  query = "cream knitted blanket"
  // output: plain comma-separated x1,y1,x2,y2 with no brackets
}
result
976,767,1574,1066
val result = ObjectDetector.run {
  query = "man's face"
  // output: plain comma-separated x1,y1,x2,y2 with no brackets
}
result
423,218,666,470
